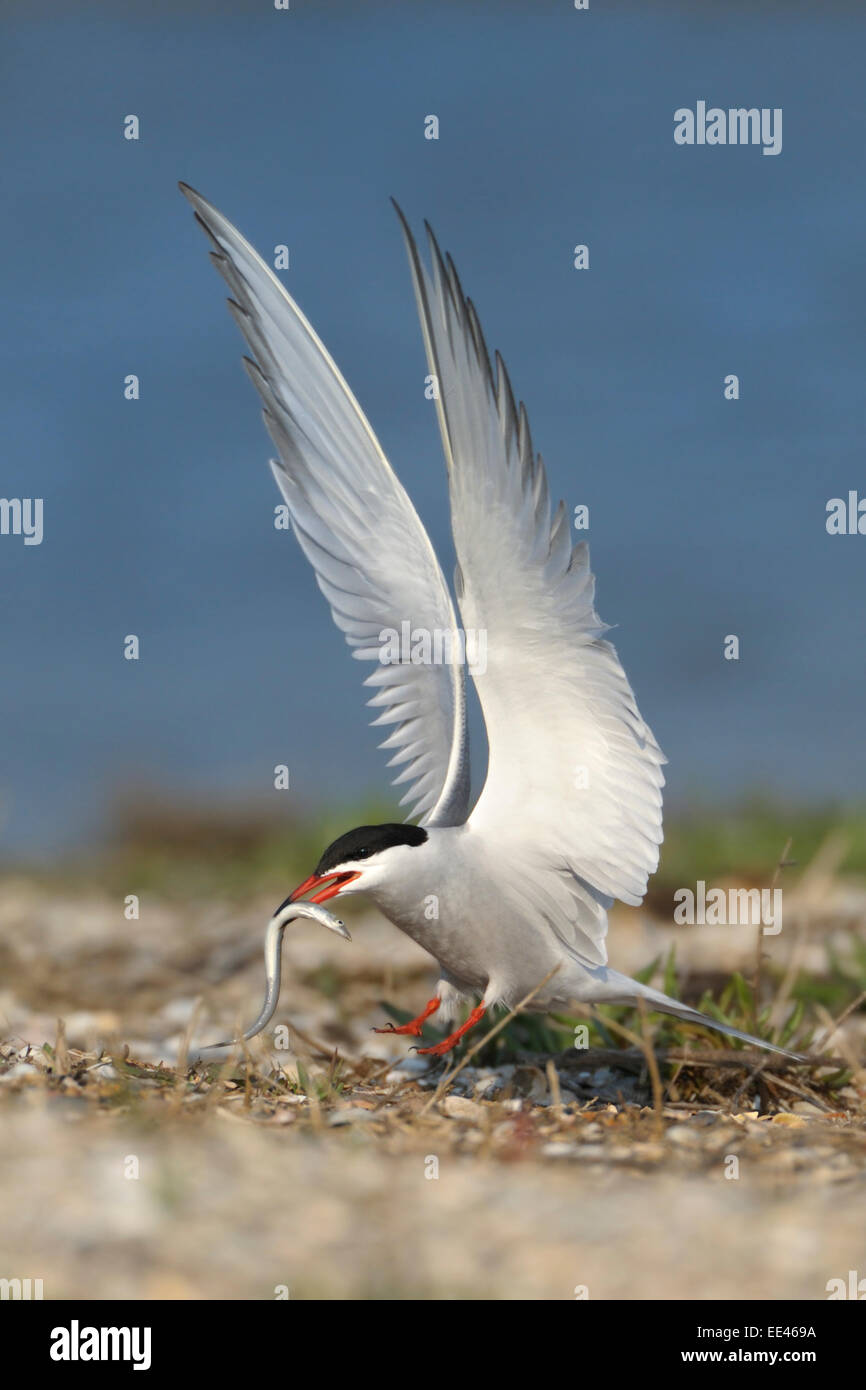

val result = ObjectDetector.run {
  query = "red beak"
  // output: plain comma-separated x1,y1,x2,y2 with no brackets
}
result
289,870,361,905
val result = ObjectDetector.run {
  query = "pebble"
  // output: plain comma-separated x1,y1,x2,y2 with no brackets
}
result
327,1107,379,1127
770,1148,811,1171
0,1063,40,1083
629,1143,666,1163
666,1124,704,1147
574,1067,613,1086
441,1096,485,1121
809,1163,857,1184
577,1122,604,1142
157,998,202,1026
511,1067,549,1103
62,1010,122,1043
86,1062,121,1081
385,1055,431,1079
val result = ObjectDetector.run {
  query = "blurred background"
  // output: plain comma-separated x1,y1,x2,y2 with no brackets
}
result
1,0,864,866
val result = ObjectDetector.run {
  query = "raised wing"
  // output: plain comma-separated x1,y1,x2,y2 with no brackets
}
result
396,208,665,964
181,185,470,826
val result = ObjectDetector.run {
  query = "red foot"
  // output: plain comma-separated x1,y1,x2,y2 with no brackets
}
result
373,996,441,1037
414,1004,487,1057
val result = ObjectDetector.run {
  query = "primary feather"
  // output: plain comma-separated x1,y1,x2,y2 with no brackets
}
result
180,183,470,826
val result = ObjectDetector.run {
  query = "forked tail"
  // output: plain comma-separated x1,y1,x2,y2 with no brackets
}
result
633,980,807,1061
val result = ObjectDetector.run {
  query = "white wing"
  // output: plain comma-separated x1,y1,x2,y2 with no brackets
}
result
396,209,665,964
181,185,470,826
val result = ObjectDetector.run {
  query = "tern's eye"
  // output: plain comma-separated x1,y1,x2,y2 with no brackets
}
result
355,848,370,859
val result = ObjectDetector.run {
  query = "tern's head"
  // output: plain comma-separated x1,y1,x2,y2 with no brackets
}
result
284,823,429,907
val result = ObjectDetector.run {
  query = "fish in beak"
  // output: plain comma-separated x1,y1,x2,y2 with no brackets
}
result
205,899,351,1048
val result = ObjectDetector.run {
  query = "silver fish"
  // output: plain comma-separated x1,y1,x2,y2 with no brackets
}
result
206,900,351,1048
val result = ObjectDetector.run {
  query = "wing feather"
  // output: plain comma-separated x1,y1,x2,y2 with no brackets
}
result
395,207,665,964
181,185,470,825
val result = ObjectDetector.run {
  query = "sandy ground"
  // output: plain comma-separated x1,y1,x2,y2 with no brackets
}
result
1,872,865,1301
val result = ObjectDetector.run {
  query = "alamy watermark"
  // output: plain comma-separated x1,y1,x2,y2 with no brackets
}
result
1,1277,43,1299
826,1270,866,1299
378,622,487,675
50,1321,151,1370
674,882,782,936
0,497,42,545
674,103,782,157
826,491,866,535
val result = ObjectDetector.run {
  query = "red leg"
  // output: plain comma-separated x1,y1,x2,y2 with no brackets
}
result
414,1004,487,1057
373,996,441,1037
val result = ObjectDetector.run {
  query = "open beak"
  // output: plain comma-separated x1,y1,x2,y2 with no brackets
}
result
288,870,361,906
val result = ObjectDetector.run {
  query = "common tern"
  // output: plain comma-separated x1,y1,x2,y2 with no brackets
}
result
182,183,802,1061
